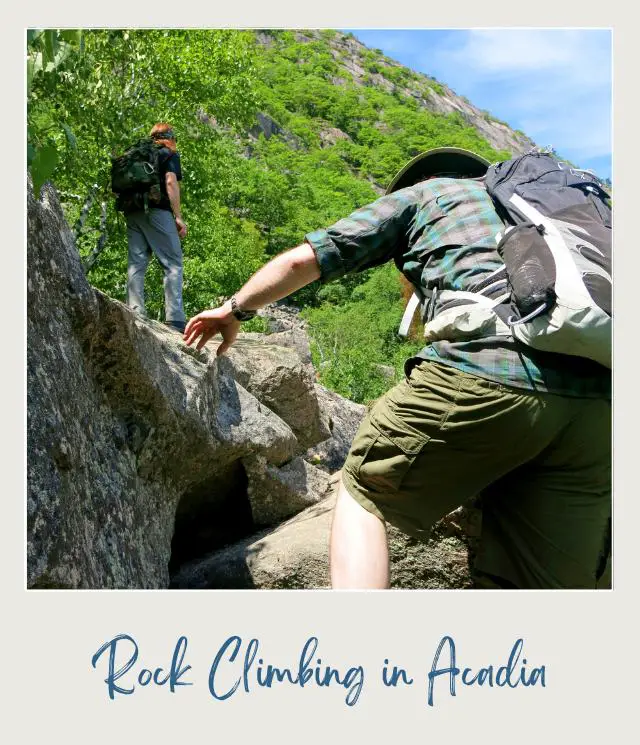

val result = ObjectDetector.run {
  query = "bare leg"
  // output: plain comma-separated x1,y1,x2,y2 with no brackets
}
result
330,479,390,589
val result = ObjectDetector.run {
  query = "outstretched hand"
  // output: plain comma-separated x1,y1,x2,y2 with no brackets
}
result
183,305,241,355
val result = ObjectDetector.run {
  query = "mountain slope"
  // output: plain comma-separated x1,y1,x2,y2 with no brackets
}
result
277,30,536,158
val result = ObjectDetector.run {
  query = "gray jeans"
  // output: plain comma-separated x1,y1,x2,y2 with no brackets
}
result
126,208,185,325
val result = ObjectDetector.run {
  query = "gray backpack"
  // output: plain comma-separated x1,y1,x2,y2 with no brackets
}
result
401,151,612,369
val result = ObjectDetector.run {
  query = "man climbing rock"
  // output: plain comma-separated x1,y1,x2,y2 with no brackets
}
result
116,122,188,333
184,147,611,590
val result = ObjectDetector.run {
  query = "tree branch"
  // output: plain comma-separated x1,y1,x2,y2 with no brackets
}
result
83,201,108,273
73,183,99,240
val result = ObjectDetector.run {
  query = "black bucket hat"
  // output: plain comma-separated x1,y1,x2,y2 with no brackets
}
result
386,147,491,194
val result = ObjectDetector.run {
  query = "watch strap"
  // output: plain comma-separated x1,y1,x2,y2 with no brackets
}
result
230,295,256,322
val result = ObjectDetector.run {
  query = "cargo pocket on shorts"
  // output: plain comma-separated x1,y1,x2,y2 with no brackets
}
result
355,409,429,494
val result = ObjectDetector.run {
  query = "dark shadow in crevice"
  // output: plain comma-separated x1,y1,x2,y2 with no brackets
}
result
168,460,254,578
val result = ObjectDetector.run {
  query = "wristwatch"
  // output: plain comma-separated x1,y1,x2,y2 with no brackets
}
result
230,295,257,322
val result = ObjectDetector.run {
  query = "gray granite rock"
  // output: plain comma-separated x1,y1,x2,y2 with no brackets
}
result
243,454,332,526
305,384,367,473
224,338,329,451
27,180,302,589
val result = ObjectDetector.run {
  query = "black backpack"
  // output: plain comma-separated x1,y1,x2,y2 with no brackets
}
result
483,150,612,368
111,138,167,213
401,150,612,369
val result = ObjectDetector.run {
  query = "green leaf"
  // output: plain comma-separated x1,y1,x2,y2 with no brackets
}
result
54,42,72,68
43,30,58,66
27,141,36,166
62,123,77,150
32,51,43,75
27,29,43,47
30,144,59,196
60,29,82,46
27,57,34,97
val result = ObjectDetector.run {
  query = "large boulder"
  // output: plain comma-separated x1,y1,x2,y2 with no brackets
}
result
26,181,326,588
305,384,367,473
171,481,477,590
258,302,308,333
224,339,329,451
261,329,314,369
171,496,336,590
243,454,332,526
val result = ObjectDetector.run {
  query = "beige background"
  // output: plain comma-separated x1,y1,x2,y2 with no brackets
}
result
7,4,636,742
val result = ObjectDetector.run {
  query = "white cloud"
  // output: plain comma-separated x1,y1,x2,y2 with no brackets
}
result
350,29,612,175
421,29,612,168
443,29,609,78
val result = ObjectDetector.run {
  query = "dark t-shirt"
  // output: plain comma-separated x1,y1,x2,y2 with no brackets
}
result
156,149,182,211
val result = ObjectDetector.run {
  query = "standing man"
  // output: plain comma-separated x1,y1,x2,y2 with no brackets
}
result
183,147,611,590
124,122,188,333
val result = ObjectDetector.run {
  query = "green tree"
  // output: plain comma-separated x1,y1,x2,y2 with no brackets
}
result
28,29,263,319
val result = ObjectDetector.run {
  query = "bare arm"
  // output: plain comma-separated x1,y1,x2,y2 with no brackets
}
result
184,242,321,354
234,242,321,310
165,172,187,238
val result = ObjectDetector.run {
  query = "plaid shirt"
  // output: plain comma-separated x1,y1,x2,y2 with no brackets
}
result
305,177,611,399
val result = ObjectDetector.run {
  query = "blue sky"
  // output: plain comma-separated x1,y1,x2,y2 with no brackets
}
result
348,29,612,180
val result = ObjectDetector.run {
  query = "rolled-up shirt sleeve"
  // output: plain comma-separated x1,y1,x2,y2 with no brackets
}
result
304,187,420,284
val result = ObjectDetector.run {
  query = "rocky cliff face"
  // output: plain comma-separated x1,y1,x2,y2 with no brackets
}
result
27,180,480,590
260,30,536,159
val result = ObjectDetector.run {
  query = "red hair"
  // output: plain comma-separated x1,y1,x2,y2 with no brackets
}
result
150,122,177,152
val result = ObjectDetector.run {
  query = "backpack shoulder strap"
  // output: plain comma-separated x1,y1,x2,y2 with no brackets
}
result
398,292,421,338
397,281,440,338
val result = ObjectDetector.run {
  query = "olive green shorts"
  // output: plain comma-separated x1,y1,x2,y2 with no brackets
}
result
342,360,611,589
